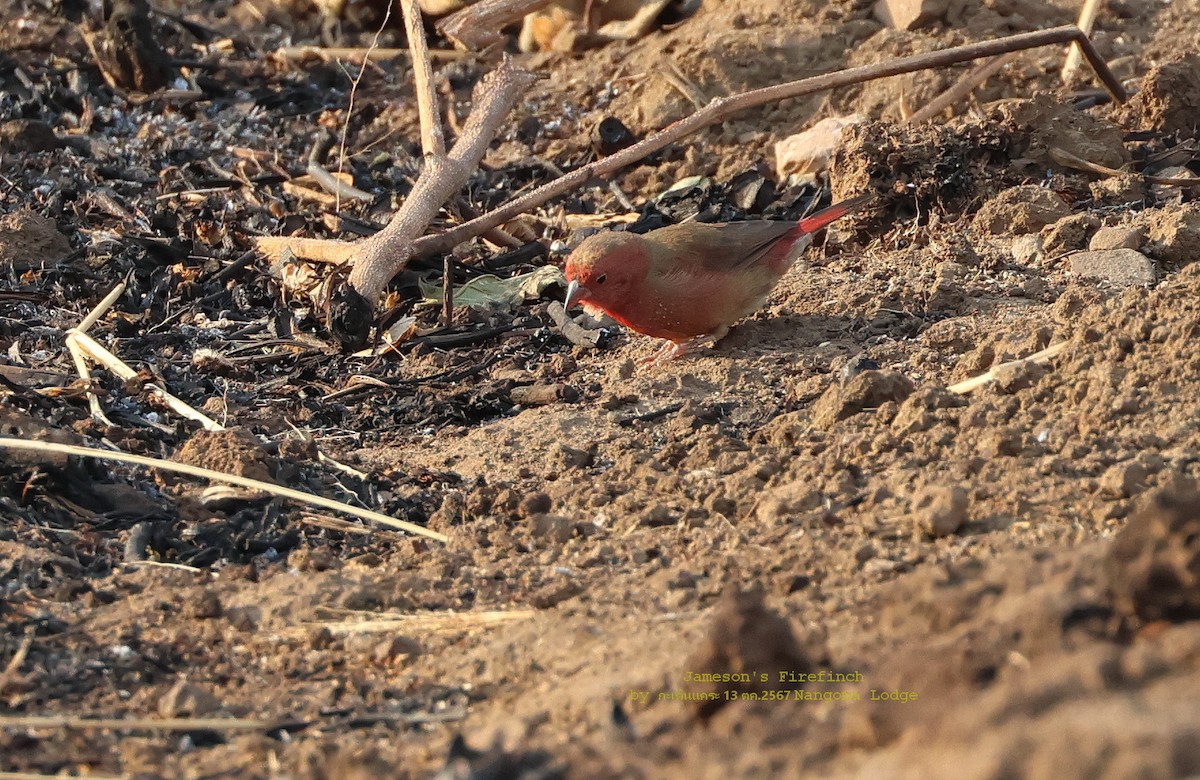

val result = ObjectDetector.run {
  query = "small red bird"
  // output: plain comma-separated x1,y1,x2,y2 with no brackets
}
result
563,194,871,363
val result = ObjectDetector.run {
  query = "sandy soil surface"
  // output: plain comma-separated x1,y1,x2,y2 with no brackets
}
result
4,0,1200,777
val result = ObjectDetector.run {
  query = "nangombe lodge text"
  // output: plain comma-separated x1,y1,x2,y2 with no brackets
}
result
649,689,917,703
683,671,865,683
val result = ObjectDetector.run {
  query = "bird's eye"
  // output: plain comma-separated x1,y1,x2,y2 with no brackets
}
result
595,273,608,284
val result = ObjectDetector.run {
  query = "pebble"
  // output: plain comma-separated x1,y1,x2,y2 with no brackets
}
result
873,0,947,30
519,491,553,517
1069,248,1156,286
1011,233,1045,264
157,680,220,718
1100,462,1149,500
811,370,915,429
1089,226,1145,251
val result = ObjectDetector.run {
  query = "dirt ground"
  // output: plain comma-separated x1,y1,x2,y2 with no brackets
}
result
4,0,1200,777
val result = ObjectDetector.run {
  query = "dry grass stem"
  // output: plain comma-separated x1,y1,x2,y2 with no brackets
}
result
905,52,1019,125
1062,0,1105,82
948,341,1072,394
0,437,449,542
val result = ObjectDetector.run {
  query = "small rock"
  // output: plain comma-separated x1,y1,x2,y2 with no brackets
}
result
913,484,969,537
811,370,915,429
1069,248,1156,286
775,114,865,182
158,680,220,718
643,503,676,527
0,210,73,270
972,186,1071,236
225,606,261,632
1150,166,1197,204
551,443,594,470
189,590,223,619
926,262,966,311
511,383,579,406
872,0,947,30
530,513,573,543
1099,462,1149,500
840,354,880,383
991,360,1047,394
1011,233,1045,265
530,579,582,609
519,491,552,517
1089,226,1145,251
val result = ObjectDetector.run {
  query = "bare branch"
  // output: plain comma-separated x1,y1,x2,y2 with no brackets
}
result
342,57,536,310
412,25,1125,257
400,0,446,157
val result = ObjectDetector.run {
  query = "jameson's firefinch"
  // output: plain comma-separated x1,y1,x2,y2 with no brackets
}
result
563,194,871,362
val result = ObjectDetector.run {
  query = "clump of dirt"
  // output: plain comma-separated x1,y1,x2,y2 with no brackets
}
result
972,185,1071,235
0,210,72,271
1115,52,1200,137
683,586,813,721
173,428,277,483
1107,479,1200,625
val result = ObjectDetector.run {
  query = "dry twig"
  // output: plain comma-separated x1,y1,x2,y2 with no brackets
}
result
905,52,1019,125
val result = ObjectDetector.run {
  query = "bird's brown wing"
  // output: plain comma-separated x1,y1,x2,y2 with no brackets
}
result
644,221,801,277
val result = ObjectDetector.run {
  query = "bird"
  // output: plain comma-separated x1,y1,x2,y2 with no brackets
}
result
562,193,872,363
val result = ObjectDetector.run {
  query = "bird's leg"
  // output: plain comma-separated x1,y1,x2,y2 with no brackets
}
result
638,327,729,367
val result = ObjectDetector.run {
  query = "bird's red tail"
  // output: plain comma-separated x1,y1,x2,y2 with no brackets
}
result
797,193,873,234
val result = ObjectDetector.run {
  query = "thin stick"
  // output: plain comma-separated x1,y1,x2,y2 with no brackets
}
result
0,715,271,732
905,52,1019,125
442,254,454,327
948,341,1072,394
275,45,469,62
0,634,32,696
0,768,125,772
300,608,537,635
1062,0,1104,82
338,1,393,214
412,26,1126,258
400,0,446,158
0,438,449,543
1050,145,1200,187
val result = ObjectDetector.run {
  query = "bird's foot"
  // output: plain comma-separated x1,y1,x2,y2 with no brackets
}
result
638,329,728,368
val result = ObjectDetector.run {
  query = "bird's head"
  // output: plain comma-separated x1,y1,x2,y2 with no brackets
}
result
562,230,648,316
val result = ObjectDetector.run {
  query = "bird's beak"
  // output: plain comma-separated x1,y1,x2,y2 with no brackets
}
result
563,279,582,312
